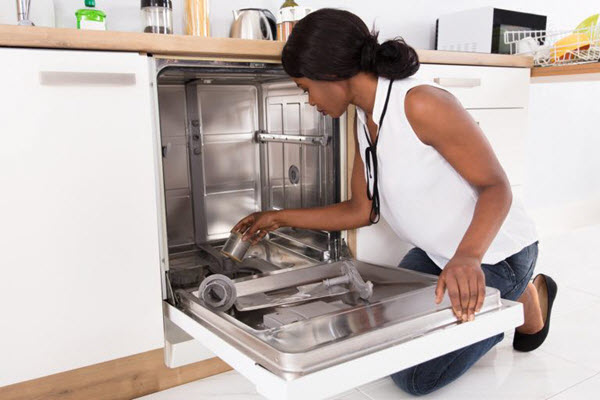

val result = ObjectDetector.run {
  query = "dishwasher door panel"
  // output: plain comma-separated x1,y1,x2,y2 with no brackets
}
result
165,295,522,400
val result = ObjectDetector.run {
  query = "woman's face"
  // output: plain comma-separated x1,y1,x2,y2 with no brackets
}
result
293,77,350,118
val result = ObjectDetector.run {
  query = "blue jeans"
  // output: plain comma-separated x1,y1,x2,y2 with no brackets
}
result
390,242,539,396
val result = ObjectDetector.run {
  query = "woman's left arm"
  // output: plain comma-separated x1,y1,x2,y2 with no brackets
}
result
405,85,513,323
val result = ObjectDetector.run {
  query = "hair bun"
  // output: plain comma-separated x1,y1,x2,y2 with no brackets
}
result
360,34,380,73
375,37,420,79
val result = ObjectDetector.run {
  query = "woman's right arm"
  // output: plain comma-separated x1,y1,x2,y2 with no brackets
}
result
234,131,373,243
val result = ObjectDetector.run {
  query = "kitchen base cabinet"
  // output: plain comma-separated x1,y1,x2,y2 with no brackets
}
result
0,48,164,386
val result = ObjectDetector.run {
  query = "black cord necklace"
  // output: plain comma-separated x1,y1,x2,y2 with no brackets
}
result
363,79,395,224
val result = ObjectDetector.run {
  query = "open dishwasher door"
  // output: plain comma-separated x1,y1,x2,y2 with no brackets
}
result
151,58,524,400
165,262,522,400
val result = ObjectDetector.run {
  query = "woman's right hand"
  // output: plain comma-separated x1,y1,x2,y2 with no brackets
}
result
232,210,283,244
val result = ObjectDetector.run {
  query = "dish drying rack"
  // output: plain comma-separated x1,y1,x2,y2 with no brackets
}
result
504,27,600,67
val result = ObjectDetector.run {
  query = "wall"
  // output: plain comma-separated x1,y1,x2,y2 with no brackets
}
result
6,0,599,234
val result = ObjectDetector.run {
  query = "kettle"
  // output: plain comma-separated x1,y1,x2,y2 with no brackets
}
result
230,8,277,40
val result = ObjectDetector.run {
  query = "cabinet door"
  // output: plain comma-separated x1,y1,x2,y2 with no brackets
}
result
415,64,530,109
0,48,164,386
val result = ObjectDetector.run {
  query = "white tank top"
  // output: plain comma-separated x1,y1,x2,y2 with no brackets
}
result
356,76,538,268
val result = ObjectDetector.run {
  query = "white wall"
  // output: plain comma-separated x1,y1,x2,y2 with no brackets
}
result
35,1,594,43
6,0,599,234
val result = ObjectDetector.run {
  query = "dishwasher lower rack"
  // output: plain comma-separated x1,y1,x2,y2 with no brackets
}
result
172,260,510,379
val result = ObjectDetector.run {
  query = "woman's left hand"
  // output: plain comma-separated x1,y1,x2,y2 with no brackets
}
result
435,255,486,322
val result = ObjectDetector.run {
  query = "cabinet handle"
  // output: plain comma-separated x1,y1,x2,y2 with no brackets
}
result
433,77,481,88
39,71,136,86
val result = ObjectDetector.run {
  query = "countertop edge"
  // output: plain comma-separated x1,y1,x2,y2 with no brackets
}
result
0,25,534,67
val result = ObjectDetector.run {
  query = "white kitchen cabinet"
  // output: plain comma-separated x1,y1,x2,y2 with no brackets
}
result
0,48,164,386
415,63,530,109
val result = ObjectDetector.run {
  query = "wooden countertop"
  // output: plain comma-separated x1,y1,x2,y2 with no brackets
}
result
0,25,534,67
531,62,600,82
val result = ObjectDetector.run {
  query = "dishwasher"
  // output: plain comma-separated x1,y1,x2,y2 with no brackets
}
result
150,57,524,400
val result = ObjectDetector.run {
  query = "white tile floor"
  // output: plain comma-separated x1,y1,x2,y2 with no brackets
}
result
139,225,600,400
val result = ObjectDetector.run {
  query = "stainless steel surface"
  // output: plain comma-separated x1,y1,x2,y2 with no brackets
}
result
158,85,194,248
322,262,373,300
256,131,329,146
262,82,336,212
235,282,349,311
165,193,194,246
228,260,344,298
221,231,252,262
16,0,34,26
156,62,337,247
189,84,261,243
230,8,277,40
262,301,344,329
228,260,363,311
193,260,371,312
172,260,509,378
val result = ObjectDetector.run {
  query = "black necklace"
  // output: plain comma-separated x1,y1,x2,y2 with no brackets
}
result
363,79,394,224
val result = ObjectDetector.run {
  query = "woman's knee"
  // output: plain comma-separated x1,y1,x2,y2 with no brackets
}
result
390,366,438,396
390,333,505,396
398,248,441,276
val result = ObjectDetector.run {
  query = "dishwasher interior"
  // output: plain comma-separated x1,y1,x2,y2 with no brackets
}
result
155,59,509,379
157,60,344,304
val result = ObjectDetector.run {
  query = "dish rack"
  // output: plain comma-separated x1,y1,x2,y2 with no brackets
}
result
504,27,600,67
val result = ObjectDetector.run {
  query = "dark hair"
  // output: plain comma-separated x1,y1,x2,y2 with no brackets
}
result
282,8,420,81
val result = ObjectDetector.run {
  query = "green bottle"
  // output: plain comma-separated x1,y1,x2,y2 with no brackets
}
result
281,0,299,8
76,0,106,30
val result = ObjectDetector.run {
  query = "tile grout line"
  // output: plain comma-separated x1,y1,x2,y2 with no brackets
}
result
356,378,398,400
562,284,600,300
538,342,600,379
537,347,600,374
356,389,378,400
544,371,600,400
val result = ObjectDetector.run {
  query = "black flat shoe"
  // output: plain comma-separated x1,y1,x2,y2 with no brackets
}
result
513,273,558,352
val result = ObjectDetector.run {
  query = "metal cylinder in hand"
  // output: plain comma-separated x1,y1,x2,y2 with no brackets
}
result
221,231,251,262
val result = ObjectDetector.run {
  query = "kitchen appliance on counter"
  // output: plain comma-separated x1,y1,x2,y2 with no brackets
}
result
436,7,547,54
276,6,312,41
230,8,277,40
16,0,34,26
2,0,53,27
150,58,524,399
141,0,173,34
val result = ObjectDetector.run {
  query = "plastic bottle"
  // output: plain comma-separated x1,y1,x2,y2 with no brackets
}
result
75,0,106,31
280,0,299,7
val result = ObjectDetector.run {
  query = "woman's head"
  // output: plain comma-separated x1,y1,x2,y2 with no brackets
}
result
282,9,419,117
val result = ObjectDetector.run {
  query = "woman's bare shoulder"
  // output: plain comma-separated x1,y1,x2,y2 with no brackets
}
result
404,84,464,145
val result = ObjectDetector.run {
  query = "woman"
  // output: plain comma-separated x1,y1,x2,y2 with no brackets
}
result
232,8,557,395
